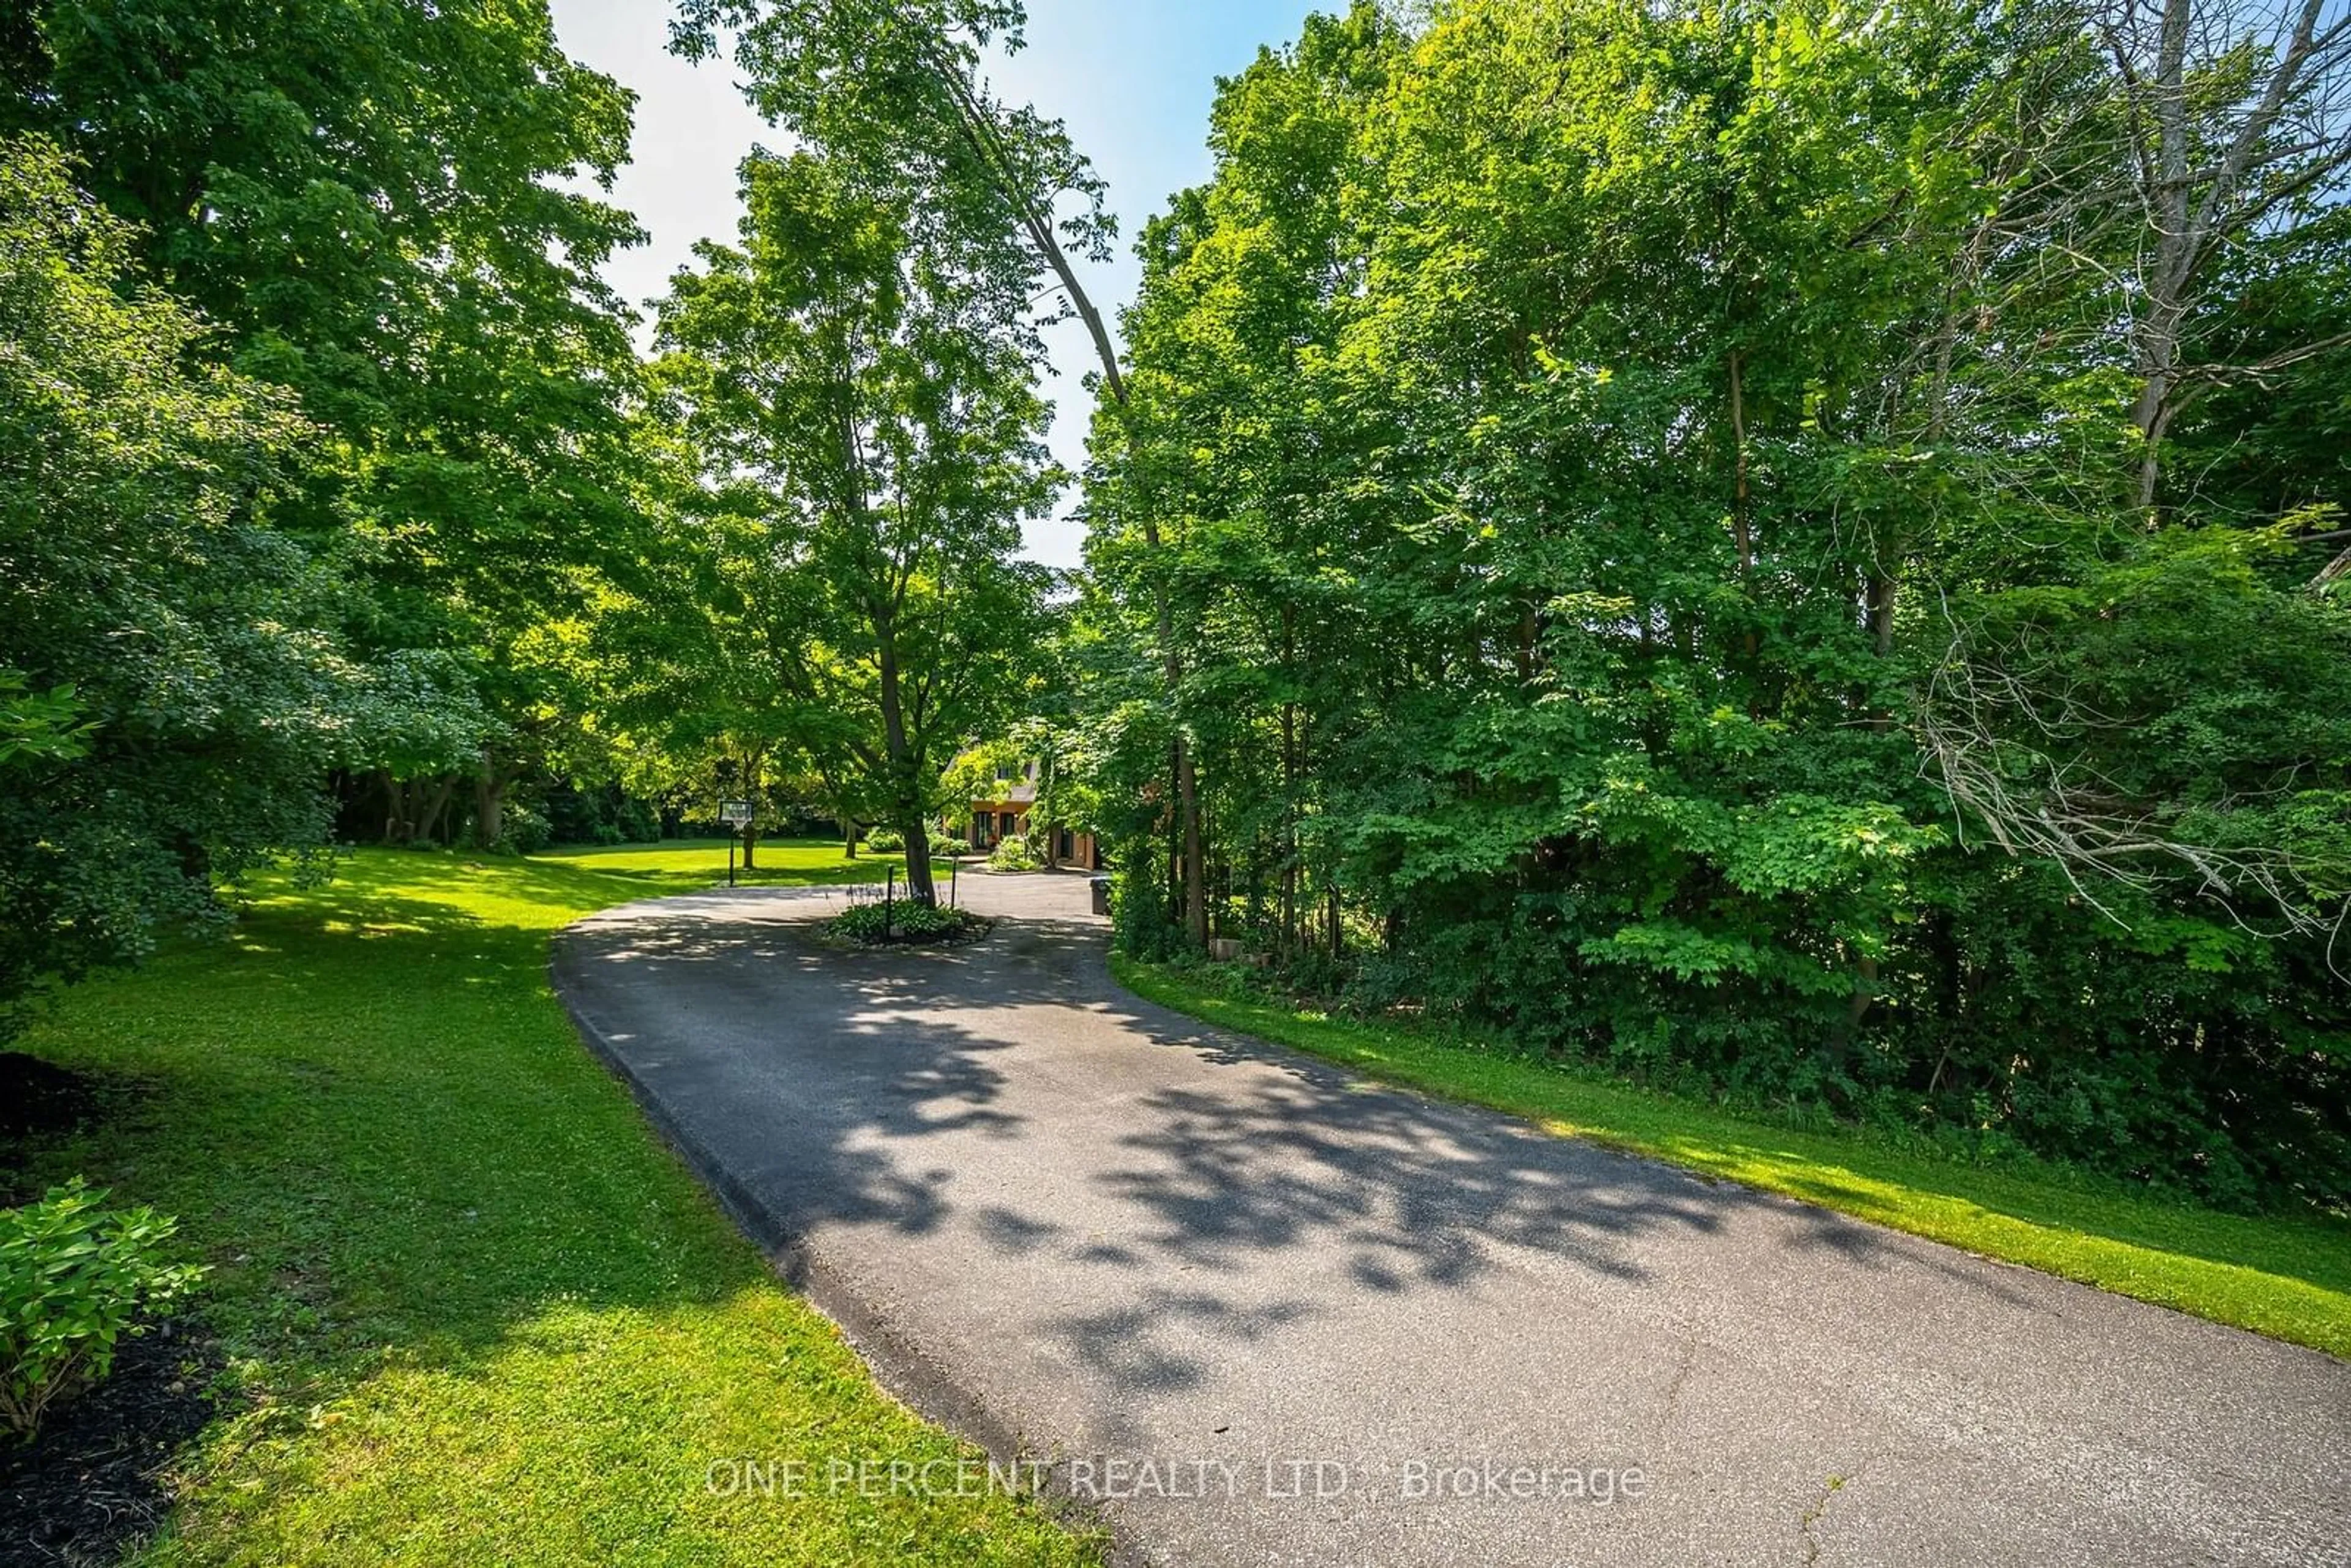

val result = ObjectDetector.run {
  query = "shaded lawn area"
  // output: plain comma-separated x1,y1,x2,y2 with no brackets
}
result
1111,957,2351,1360
6,846,1098,1567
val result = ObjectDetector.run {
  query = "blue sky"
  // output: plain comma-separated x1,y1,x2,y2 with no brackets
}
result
546,1,1329,568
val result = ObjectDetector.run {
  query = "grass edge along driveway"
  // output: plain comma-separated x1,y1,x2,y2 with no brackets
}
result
10,844,1100,1567
1111,956,2351,1360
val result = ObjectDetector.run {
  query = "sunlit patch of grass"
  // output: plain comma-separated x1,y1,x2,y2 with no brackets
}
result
1111,956,2351,1358
11,847,1100,1566
534,837,953,891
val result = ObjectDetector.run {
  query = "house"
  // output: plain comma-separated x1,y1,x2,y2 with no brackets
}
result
964,765,1033,849
951,757,1102,869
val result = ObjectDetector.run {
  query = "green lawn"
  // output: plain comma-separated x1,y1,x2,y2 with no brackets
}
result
8,843,1098,1567
1112,956,2351,1359
539,836,959,890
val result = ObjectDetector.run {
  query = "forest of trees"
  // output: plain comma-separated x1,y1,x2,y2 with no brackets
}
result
0,0,1060,978
4,0,2347,1211
1080,0,2351,1211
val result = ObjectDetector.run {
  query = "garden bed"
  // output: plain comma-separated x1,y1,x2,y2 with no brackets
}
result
827,901,994,947
0,1315,225,1568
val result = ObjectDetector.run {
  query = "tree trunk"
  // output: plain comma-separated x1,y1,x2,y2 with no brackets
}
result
1164,739,1182,919
1727,347,1754,577
473,753,507,850
1727,347,1761,669
413,775,456,846
738,743,766,869
172,829,212,887
1040,748,1060,869
2131,301,2187,510
2131,0,2194,511
1179,746,1207,948
1133,476,1205,950
1863,567,1899,730
379,770,405,844
1280,700,1299,963
901,814,936,904
2113,0,2342,511
874,629,936,905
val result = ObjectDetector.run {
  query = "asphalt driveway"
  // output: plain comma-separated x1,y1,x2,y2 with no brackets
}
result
552,871,2350,1567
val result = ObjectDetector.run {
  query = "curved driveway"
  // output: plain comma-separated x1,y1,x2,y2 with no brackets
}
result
553,872,2349,1567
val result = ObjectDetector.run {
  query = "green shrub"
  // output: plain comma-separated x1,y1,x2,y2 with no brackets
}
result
828,899,988,945
1,1178,206,1439
501,802,553,853
1112,864,1187,961
864,827,905,853
987,835,1043,872
543,783,661,847
935,836,972,858
615,798,661,843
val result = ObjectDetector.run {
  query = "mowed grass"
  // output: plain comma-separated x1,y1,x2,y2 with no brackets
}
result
9,844,1099,1567
1112,956,2351,1359
539,836,958,891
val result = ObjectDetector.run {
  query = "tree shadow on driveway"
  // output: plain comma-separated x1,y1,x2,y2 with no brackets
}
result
555,891,2053,1427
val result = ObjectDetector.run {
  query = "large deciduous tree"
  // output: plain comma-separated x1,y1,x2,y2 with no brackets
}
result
6,0,651,847
652,152,1052,902
0,137,350,1036
666,0,1231,938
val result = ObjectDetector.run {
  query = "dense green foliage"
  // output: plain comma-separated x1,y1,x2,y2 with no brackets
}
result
0,139,342,1037
0,1178,204,1438
6,0,648,849
623,0,1102,904
1,0,654,1030
1083,0,2351,1210
988,835,1046,872
0,0,1081,995
615,149,1054,903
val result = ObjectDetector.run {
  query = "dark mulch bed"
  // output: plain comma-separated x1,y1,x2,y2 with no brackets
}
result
0,1318,225,1568
4,1054,212,1564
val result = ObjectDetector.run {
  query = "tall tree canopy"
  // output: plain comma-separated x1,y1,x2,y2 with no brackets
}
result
0,137,343,1037
1083,0,2351,1210
645,151,1054,902
1,0,656,1032
6,0,652,847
